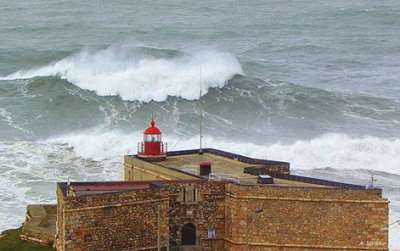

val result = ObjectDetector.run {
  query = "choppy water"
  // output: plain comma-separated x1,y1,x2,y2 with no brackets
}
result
0,0,399,248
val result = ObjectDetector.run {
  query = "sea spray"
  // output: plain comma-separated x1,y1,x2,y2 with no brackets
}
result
47,130,141,161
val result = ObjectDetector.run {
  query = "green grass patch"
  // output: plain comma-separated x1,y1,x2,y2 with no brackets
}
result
0,227,55,251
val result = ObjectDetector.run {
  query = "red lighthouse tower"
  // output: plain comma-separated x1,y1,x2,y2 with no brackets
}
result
138,119,167,161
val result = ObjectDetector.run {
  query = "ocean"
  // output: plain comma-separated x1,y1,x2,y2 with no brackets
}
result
0,0,399,248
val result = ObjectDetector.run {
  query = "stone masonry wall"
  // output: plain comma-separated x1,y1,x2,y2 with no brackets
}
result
165,182,226,250
56,188,169,251
56,182,388,251
56,186,65,250
224,184,388,251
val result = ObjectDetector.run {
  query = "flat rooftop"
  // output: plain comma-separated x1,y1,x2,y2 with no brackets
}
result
158,152,260,184
155,152,331,187
133,148,368,189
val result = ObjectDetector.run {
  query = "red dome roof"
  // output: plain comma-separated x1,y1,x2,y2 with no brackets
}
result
144,120,161,134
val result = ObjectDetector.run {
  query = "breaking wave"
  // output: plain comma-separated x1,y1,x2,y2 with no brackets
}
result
49,131,400,174
0,46,243,102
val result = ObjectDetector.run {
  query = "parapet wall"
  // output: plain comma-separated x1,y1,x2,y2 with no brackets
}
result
124,155,199,181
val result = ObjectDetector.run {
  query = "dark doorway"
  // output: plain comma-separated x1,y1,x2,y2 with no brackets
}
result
181,223,196,245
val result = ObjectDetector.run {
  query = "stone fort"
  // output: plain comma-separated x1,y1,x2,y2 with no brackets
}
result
24,120,389,250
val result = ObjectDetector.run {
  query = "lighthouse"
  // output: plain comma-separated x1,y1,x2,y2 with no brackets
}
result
137,119,167,161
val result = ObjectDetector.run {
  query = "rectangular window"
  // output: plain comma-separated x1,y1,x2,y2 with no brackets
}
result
183,187,197,203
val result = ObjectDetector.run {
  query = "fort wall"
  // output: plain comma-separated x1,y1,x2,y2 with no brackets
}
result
225,184,388,250
55,187,169,251
164,182,226,250
55,181,388,251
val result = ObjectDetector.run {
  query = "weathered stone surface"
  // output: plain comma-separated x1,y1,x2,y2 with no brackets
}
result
56,187,169,251
56,181,388,251
225,184,388,250
20,204,56,246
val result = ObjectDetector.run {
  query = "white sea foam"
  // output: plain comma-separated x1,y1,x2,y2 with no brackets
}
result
390,211,400,251
51,131,400,174
0,139,123,232
1,132,399,248
225,133,400,173
0,107,33,134
0,46,243,102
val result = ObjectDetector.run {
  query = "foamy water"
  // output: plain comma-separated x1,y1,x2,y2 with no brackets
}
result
49,131,400,173
1,131,399,247
390,212,400,251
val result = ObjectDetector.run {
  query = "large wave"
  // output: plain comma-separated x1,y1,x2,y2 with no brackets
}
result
0,46,243,102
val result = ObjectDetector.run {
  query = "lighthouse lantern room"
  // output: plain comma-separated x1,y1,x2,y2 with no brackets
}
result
138,119,167,161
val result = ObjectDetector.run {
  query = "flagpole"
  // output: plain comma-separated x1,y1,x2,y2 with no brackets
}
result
199,67,203,155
